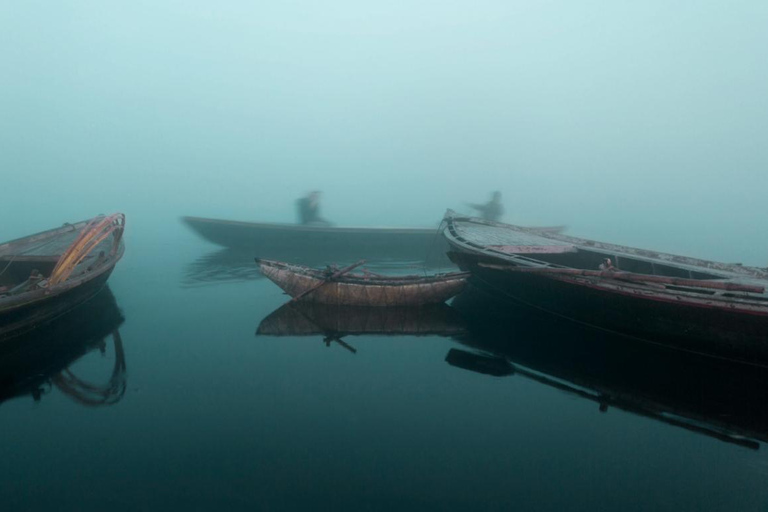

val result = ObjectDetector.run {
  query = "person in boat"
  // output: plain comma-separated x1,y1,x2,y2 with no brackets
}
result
296,191,332,226
599,258,616,271
468,191,503,222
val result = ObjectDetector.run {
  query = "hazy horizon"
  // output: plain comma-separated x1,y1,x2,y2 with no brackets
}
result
2,1,767,264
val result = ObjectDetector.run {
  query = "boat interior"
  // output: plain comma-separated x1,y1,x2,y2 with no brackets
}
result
516,248,724,281
0,255,60,293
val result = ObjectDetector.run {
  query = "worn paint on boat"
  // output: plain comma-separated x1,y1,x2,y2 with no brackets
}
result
256,258,468,306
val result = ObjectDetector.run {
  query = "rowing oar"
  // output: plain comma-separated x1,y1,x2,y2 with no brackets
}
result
291,259,367,302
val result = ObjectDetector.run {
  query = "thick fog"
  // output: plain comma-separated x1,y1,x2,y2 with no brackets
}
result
2,1,766,264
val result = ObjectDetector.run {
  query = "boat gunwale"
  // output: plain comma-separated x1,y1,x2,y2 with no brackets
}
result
0,219,91,257
183,216,442,236
0,243,125,314
255,258,469,286
444,213,768,281
444,215,768,312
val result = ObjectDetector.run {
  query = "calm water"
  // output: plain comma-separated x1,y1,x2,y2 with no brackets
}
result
1,225,767,512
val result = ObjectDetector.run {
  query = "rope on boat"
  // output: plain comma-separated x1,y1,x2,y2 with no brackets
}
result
48,214,125,286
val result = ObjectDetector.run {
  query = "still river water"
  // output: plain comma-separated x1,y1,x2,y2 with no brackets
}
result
1,225,767,511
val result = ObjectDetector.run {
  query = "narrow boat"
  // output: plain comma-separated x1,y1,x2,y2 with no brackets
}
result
0,213,125,340
443,211,768,364
255,257,469,306
183,216,452,265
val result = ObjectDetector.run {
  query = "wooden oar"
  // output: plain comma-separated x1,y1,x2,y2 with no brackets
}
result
479,263,765,294
291,259,367,302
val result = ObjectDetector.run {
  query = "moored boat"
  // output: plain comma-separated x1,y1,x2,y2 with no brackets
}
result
443,212,768,364
256,257,469,306
0,213,126,340
183,216,452,265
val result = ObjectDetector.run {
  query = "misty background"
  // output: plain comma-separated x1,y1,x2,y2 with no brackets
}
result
2,1,767,264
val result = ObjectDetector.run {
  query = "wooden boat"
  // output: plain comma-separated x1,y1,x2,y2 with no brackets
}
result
0,213,125,340
449,284,768,449
255,258,469,306
443,211,768,364
183,216,453,265
0,286,126,407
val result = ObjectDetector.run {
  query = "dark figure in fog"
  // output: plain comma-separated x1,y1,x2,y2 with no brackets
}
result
296,191,331,226
468,191,504,222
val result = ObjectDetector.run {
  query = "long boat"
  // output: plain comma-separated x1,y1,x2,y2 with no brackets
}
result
256,258,469,306
443,211,768,364
183,216,452,265
0,213,125,340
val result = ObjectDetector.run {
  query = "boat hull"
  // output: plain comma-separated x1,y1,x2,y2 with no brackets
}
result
257,260,468,306
182,216,452,265
0,266,117,341
456,256,768,365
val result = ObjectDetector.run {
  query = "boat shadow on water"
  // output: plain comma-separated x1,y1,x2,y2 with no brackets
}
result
256,301,467,353
449,284,768,450
0,286,127,407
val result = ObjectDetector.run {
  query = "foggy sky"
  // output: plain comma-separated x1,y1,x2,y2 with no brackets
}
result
2,1,767,264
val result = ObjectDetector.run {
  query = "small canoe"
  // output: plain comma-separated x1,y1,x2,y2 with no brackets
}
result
255,258,469,306
0,213,125,340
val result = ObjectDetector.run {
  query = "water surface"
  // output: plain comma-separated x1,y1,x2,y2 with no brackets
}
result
1,226,767,511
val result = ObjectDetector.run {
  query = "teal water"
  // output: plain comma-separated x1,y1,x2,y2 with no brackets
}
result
1,225,767,511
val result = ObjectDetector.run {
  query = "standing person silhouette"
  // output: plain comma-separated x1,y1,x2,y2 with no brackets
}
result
468,191,504,222
296,191,331,225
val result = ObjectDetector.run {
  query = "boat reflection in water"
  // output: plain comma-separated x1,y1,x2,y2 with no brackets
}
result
449,285,768,450
0,286,127,407
257,302,466,353
185,248,455,287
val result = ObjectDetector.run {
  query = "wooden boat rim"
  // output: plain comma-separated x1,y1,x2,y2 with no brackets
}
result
183,216,442,235
255,258,469,285
0,243,124,313
444,212,768,281
0,219,92,256
0,215,125,313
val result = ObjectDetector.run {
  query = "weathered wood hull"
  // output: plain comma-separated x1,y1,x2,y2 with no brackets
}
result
444,213,768,365
0,215,125,340
257,259,468,306
183,216,452,265
450,252,768,365
0,268,117,341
